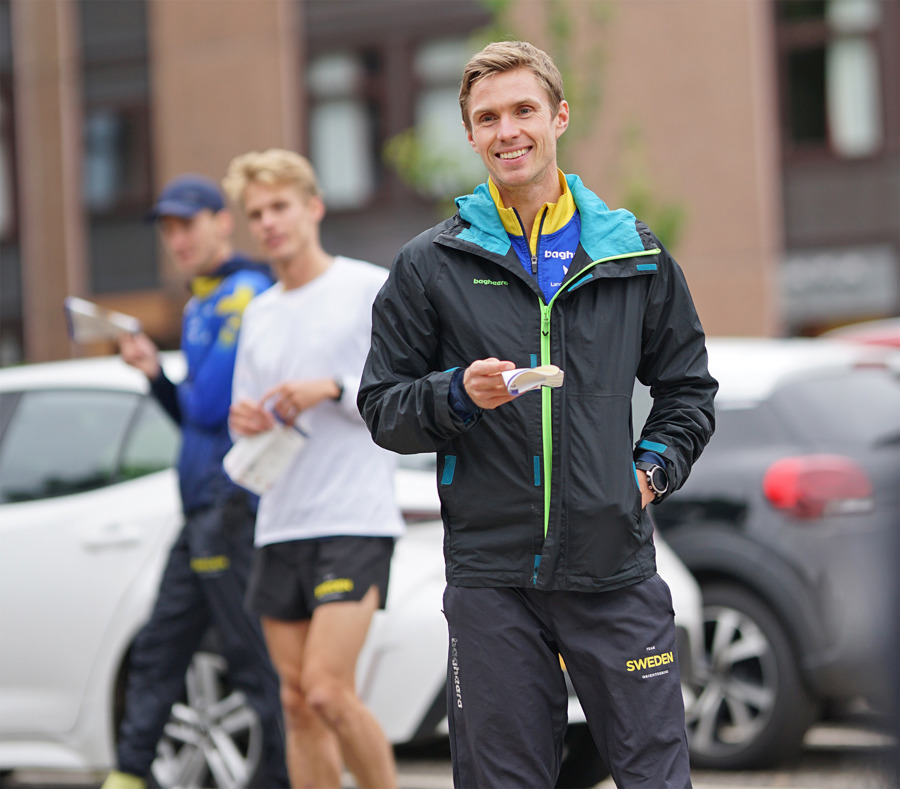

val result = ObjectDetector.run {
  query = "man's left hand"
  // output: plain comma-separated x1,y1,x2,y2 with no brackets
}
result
637,469,656,509
262,379,340,424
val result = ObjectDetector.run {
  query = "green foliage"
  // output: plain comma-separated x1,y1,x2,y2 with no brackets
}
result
621,178,687,254
382,129,478,217
619,125,687,252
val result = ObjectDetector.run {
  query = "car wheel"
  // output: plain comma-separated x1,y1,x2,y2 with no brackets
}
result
149,651,264,789
687,583,818,770
555,723,609,789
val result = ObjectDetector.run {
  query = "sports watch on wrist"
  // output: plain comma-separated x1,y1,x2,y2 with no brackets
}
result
635,460,669,498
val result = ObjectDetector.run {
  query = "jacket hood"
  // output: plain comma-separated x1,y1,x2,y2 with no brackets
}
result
454,174,647,262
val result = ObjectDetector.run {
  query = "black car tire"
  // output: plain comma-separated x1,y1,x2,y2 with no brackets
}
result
687,583,818,770
555,723,609,789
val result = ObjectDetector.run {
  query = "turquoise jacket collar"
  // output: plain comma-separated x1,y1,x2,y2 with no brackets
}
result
454,174,646,262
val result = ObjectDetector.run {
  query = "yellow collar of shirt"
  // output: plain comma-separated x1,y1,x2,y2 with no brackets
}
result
489,170,577,253
191,275,222,299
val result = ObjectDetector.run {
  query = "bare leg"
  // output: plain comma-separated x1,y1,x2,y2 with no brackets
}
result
261,617,343,789
301,585,398,789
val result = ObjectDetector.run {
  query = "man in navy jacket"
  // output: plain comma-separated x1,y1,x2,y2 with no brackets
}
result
103,175,287,789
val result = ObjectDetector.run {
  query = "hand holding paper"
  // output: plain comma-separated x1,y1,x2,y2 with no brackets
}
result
223,423,308,496
501,364,565,396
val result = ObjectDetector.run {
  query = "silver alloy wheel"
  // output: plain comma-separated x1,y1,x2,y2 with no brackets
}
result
151,652,263,789
687,602,778,757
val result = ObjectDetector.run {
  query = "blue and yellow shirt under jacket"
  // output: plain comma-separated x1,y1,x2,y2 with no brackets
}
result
151,255,273,514
490,173,581,303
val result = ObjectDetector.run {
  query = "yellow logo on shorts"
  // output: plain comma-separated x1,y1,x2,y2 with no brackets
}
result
314,578,354,598
190,555,230,574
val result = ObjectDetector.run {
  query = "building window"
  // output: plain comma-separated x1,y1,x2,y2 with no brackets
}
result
79,0,157,294
302,0,491,267
308,37,484,209
304,0,490,211
777,0,885,158
308,52,377,210
412,38,485,198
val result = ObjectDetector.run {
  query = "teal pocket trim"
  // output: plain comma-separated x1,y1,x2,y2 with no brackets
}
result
533,456,541,486
636,263,658,272
638,439,667,453
532,554,542,585
530,353,538,367
441,455,457,485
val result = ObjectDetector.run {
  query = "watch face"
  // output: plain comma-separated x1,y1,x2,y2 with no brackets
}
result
649,466,668,494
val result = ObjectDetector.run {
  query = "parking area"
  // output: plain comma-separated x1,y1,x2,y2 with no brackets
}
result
4,721,896,789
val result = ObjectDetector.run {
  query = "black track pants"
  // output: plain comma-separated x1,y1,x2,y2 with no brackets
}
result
116,494,288,787
443,576,692,789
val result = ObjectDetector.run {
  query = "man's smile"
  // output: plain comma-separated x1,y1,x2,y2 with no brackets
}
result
498,147,531,160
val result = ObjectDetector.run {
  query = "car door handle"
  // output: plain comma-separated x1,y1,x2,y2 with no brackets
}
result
82,522,142,549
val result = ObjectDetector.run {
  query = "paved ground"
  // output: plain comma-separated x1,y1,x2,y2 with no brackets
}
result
4,722,897,789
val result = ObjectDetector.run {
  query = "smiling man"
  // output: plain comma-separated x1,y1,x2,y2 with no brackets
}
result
358,41,718,788
222,149,403,789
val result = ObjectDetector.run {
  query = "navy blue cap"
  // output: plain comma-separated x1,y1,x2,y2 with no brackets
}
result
146,174,225,220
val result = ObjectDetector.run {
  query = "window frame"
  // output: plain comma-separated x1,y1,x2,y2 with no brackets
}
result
303,0,491,214
774,0,891,164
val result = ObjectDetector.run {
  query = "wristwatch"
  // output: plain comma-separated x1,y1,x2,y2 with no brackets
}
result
636,460,669,498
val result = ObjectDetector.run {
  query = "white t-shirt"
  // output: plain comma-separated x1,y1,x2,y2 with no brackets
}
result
232,256,405,547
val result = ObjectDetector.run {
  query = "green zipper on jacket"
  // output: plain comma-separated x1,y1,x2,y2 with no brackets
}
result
536,247,661,544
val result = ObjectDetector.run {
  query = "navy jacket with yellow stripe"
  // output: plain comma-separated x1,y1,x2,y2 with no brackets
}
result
151,255,273,515
359,174,717,592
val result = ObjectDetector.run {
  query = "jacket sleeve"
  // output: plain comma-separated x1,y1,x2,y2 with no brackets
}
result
358,243,480,454
149,367,181,425
634,234,717,497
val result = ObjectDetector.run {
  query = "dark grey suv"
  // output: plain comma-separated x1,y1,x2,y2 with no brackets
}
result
637,338,900,770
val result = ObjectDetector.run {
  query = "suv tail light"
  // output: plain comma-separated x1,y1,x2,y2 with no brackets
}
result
762,454,874,520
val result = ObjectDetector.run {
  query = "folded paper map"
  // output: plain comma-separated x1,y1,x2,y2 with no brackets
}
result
65,296,141,343
223,423,308,496
502,364,565,396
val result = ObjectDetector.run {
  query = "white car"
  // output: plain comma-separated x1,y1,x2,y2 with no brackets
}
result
0,354,703,789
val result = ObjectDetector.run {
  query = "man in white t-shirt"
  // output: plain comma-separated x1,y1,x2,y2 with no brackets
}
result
222,149,404,789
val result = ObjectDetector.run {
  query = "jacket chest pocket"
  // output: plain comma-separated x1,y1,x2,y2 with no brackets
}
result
552,275,649,396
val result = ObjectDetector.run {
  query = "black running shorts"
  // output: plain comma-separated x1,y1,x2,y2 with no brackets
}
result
246,535,395,621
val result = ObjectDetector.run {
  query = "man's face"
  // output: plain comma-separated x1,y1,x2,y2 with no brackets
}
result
158,210,230,277
242,182,322,268
466,67,569,202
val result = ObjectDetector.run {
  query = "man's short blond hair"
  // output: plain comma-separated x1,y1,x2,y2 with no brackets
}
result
222,148,321,206
459,41,564,132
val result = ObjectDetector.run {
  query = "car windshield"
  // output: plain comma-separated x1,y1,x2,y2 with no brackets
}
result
769,368,900,448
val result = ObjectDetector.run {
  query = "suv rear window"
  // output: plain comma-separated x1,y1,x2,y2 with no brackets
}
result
769,368,900,447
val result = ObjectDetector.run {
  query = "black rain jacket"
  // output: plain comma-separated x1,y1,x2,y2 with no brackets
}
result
359,174,717,592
